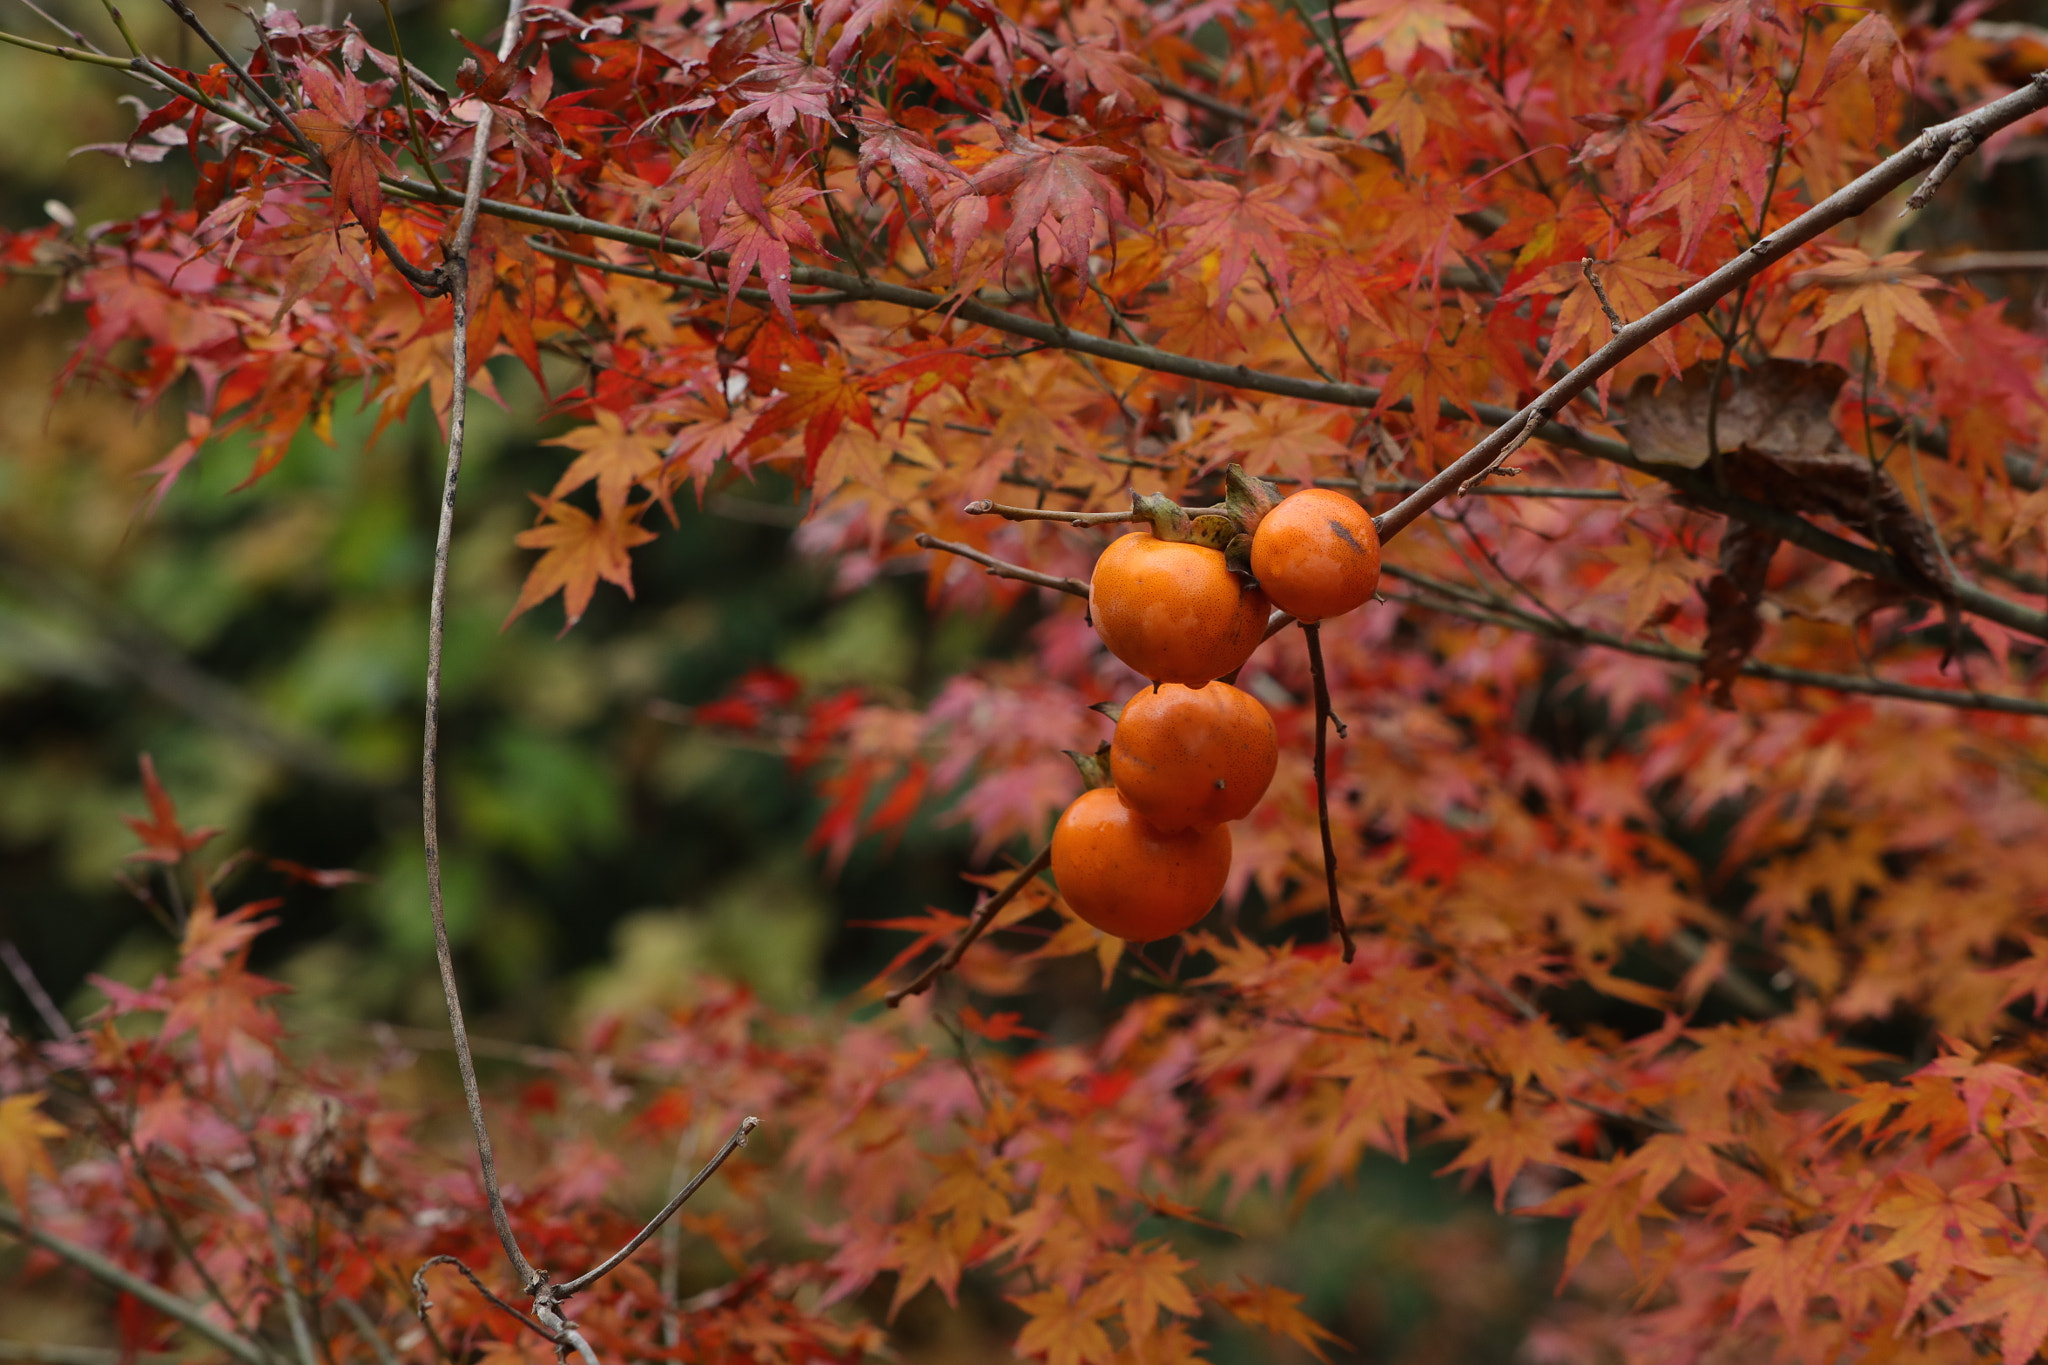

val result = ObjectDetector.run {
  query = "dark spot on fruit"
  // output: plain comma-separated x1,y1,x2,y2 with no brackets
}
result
1328,518,1362,553
1214,779,1227,789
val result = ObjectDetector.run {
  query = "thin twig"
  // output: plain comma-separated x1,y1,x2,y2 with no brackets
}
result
0,1208,268,1365
0,942,71,1039
887,844,1055,1005
1581,256,1624,334
1302,623,1354,963
964,500,1137,526
412,1256,560,1345
1904,129,1979,211
154,0,319,159
0,1344,179,1365
420,0,538,1298
554,1117,761,1297
914,533,1089,597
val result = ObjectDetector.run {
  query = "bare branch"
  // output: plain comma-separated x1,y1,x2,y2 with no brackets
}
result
887,845,1055,1005
419,0,540,1299
963,500,1138,526
1904,128,1979,211
914,533,1090,597
0,1343,179,1365
1384,564,2048,719
555,1117,762,1297
0,1207,269,1365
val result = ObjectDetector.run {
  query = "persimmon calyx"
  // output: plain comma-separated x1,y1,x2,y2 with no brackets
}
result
1225,464,1285,533
1064,742,1114,789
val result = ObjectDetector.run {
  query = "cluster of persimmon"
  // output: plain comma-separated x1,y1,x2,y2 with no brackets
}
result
1048,470,1384,940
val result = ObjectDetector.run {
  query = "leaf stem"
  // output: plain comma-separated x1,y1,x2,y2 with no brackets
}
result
887,844,1055,1005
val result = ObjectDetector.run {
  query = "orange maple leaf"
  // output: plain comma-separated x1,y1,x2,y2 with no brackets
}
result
1814,12,1902,132
1010,1288,1114,1365
506,496,657,631
1437,1099,1570,1210
883,1215,962,1315
1084,1242,1200,1341
548,407,667,513
1513,229,1695,379
1206,1278,1346,1364
1336,0,1484,73
1864,1173,2009,1327
1595,528,1706,636
1525,1162,1673,1286
1721,1229,1827,1328
745,351,879,481
0,1092,65,1217
1364,69,1465,168
1934,1258,2048,1365
1795,245,1951,373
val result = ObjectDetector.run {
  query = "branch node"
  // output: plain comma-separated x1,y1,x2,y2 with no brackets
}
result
1904,128,1981,213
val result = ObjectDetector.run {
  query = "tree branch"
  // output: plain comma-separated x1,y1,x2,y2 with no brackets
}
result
887,844,1055,1005
419,0,540,1300
0,1207,269,1365
1374,74,2048,540
1302,623,1354,962
1383,564,2048,719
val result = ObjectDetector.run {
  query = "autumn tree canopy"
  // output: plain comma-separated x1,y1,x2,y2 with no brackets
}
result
8,0,2048,1360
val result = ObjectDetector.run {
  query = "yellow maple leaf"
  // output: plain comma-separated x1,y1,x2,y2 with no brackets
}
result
0,1092,66,1216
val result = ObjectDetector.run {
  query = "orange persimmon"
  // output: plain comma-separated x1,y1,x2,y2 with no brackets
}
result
1050,787,1231,940
1110,682,1276,831
1089,532,1271,685
1248,489,1381,622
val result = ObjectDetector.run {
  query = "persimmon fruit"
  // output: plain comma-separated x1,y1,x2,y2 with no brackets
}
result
1089,531,1271,685
1248,489,1381,622
1110,682,1276,831
1050,787,1231,941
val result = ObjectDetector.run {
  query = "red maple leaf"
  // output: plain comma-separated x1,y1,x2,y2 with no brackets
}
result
291,62,395,231
1642,71,1786,264
123,753,221,864
947,129,1131,274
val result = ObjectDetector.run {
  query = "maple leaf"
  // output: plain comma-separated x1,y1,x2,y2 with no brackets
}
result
852,111,962,210
1164,181,1313,309
1010,1288,1114,1365
1935,1258,2048,1365
883,1215,962,1315
1524,1163,1672,1286
744,351,879,482
1206,1278,1346,1363
1512,230,1694,379
704,181,826,322
946,131,1130,275
1085,1242,1199,1341
0,1092,65,1217
724,51,840,137
1641,72,1786,265
1046,39,1160,119
663,135,769,236
1437,1099,1569,1210
1795,245,1951,373
291,62,395,231
548,407,667,513
123,753,221,863
1596,528,1706,636
1199,399,1347,489
1814,12,1901,132
506,495,657,630
1364,69,1465,169
1865,1174,2009,1327
1336,0,1484,72
1721,1229,1826,1328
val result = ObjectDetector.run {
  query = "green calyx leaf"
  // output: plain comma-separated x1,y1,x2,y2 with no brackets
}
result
1063,742,1114,789
1224,464,1284,533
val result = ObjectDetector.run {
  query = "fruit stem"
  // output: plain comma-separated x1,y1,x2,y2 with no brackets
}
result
1304,623,1356,963
964,500,1140,526
886,843,1055,1005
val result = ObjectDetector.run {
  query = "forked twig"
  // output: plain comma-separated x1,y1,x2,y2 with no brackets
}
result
887,845,1055,1005
1580,256,1625,334
412,1256,560,1345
